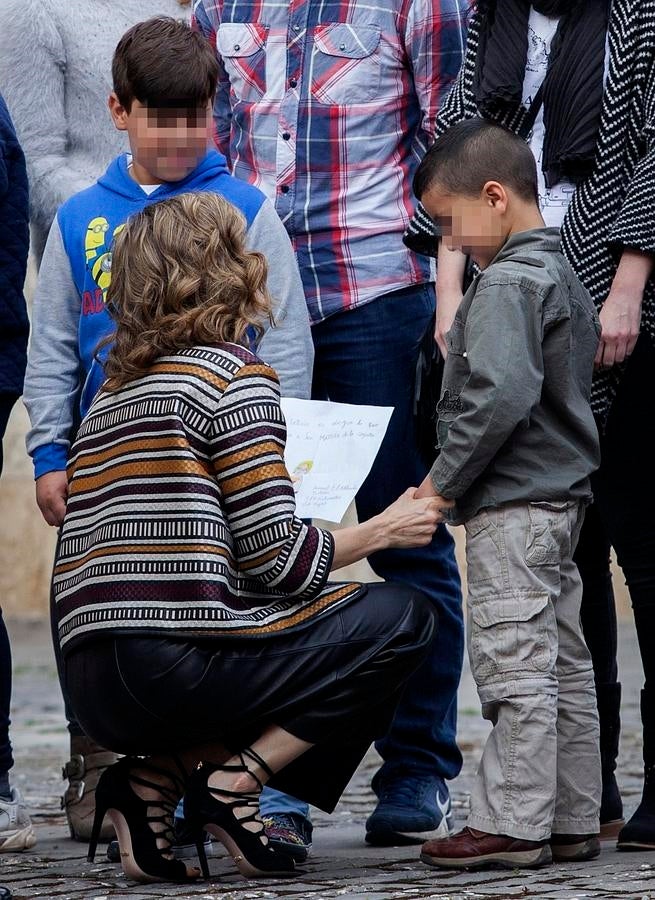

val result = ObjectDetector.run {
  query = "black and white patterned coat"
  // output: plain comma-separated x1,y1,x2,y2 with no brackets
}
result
410,0,655,417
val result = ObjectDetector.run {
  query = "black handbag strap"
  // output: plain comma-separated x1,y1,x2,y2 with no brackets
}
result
517,79,546,141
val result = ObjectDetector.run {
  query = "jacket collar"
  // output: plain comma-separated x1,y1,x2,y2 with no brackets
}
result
489,227,561,267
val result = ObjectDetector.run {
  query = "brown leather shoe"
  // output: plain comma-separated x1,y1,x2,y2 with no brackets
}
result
420,827,552,870
550,833,601,862
62,736,119,842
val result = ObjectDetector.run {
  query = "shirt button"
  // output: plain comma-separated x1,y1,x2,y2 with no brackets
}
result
280,185,290,194
293,24,300,31
289,78,298,88
339,43,346,50
282,132,291,140
233,43,240,51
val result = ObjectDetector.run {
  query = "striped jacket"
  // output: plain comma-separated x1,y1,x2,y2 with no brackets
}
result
52,344,361,656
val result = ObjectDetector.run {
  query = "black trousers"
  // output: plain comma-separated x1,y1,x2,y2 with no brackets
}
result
577,334,655,694
63,583,435,813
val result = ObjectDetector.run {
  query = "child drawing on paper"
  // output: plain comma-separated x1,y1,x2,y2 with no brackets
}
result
291,460,314,493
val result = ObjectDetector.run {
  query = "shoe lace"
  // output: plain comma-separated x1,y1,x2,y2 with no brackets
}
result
128,757,188,857
205,746,274,847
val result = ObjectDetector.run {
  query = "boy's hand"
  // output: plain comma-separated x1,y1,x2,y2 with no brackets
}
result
415,475,454,513
36,471,69,526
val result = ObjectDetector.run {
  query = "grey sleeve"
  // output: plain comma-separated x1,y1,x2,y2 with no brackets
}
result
0,0,95,246
23,218,81,462
246,200,314,399
430,283,545,498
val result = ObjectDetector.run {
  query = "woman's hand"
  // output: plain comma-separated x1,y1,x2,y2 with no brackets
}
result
595,249,651,369
376,486,453,549
330,487,454,571
595,281,642,368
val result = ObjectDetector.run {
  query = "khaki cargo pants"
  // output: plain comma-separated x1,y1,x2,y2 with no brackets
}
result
464,500,601,841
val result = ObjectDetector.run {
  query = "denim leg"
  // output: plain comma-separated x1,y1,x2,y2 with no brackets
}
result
312,285,464,781
260,787,311,819
0,609,13,774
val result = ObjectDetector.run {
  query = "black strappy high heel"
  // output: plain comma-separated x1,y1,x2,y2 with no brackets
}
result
88,756,199,884
184,747,296,879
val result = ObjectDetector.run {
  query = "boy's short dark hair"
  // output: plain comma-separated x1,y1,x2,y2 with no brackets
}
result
112,17,219,111
413,118,538,204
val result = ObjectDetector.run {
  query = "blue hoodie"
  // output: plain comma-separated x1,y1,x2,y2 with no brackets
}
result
61,150,264,414
24,150,313,478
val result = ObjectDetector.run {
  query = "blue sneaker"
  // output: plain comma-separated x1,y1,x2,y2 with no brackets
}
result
365,774,454,846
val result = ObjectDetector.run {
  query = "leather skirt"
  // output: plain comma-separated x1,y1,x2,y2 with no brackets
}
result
64,582,435,812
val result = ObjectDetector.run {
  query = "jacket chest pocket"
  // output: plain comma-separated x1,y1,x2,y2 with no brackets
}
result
310,23,381,105
217,23,268,102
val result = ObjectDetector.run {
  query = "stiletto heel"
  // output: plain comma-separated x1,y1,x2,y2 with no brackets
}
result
89,756,199,884
195,833,211,879
185,748,296,878
87,793,108,862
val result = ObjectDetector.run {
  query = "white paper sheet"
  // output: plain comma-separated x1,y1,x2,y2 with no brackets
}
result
280,398,393,523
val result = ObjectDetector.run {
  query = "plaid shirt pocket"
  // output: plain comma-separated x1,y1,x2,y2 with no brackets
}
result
217,22,269,102
310,23,381,105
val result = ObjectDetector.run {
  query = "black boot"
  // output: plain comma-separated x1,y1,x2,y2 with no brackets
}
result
618,689,655,850
597,682,624,838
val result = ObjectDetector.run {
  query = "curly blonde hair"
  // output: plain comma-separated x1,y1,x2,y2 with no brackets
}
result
102,192,272,389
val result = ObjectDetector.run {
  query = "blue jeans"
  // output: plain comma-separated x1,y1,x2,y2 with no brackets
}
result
261,283,464,819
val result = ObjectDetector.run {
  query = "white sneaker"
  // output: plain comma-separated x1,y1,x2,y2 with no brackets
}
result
0,788,37,852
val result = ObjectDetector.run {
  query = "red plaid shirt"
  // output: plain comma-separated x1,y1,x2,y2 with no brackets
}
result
194,0,467,323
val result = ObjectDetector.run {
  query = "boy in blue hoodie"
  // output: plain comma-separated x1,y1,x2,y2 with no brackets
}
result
23,16,313,530
21,16,314,845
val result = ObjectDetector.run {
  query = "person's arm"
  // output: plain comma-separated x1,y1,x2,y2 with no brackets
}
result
401,10,478,259
435,241,467,357
0,1,97,239
246,200,314,399
602,102,655,365
429,281,545,500
192,0,233,161
404,0,467,146
433,5,481,138
22,218,81,523
211,363,445,594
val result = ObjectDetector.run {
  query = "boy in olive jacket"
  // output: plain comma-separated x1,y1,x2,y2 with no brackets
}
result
416,119,602,871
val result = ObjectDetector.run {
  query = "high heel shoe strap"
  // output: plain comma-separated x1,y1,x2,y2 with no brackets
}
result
240,746,274,781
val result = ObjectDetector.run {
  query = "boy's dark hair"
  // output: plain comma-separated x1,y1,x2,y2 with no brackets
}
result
413,118,538,204
112,17,219,111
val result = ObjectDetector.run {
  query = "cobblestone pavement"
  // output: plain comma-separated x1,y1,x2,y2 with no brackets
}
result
2,618,654,900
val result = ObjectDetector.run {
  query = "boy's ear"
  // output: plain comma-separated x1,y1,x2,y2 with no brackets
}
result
108,92,129,131
482,180,508,213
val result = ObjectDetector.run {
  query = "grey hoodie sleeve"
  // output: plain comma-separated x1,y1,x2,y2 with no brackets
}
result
246,200,313,399
0,0,104,257
22,218,81,473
